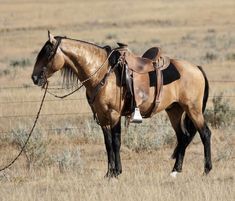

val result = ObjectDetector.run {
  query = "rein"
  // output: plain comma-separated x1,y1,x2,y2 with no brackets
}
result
0,83,48,172
47,47,124,99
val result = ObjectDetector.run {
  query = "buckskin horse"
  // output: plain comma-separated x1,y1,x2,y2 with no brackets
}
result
31,32,212,177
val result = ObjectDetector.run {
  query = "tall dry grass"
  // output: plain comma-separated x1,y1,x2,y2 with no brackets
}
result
0,130,234,201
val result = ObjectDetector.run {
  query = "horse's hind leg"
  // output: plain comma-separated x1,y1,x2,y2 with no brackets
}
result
199,123,212,174
166,103,197,175
185,107,212,174
171,114,197,160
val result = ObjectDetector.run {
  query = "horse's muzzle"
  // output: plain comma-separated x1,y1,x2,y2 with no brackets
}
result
32,75,38,85
31,74,46,86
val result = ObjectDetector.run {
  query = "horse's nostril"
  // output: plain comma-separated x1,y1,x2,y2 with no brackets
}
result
32,75,38,84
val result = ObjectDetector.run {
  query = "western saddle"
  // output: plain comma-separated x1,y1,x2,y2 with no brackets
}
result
116,43,170,121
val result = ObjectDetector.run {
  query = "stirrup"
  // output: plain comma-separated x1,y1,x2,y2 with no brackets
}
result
130,108,142,123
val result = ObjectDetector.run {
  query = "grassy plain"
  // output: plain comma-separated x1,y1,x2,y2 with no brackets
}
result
0,0,234,200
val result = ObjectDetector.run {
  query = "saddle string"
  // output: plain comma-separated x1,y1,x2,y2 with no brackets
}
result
0,82,48,172
119,61,125,115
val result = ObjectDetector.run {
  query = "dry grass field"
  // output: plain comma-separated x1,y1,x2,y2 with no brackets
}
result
0,0,234,200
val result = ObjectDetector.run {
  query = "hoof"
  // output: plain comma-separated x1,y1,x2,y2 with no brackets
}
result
104,171,114,178
104,169,122,178
204,164,212,175
170,171,178,178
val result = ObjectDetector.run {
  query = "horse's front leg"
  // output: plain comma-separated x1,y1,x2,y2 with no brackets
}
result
102,126,115,177
102,119,122,178
111,120,122,176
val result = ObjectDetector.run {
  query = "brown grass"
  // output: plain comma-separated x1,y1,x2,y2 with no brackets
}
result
0,0,235,200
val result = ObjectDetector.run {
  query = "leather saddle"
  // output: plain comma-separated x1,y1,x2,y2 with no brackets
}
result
132,47,170,72
117,44,170,117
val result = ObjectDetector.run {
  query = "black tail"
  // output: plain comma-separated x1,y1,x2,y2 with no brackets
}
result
197,66,209,113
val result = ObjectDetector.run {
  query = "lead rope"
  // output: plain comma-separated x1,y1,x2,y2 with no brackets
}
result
0,82,48,172
47,83,83,99
0,47,127,171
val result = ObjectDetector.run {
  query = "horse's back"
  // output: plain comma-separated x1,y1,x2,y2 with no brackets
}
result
170,59,205,89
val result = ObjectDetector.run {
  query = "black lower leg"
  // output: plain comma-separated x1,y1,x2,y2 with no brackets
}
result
172,132,189,172
111,120,122,176
102,127,115,177
199,123,212,174
172,116,197,172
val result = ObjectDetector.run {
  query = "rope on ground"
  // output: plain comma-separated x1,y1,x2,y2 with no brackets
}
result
0,83,48,172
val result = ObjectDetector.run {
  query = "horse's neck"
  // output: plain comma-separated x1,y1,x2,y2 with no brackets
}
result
60,39,108,89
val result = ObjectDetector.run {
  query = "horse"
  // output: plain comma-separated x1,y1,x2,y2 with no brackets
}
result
31,32,212,177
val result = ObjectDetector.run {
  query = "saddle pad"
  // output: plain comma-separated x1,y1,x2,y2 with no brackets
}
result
149,62,180,86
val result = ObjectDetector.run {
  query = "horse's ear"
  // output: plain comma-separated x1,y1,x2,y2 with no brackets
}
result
48,30,57,45
117,42,128,48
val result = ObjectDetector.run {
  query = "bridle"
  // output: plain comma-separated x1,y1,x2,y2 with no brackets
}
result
39,36,66,87
0,39,126,171
48,36,66,61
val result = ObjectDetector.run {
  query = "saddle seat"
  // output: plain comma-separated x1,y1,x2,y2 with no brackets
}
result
121,49,170,75
142,47,170,71
142,47,161,61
